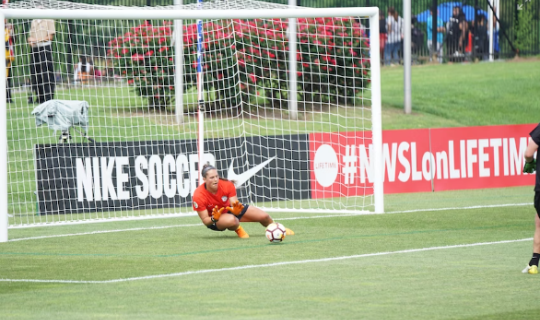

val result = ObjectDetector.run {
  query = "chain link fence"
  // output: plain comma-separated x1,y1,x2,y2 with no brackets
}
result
6,0,539,63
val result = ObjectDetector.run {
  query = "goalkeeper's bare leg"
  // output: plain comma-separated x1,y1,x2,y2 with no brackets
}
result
213,213,250,238
239,206,295,236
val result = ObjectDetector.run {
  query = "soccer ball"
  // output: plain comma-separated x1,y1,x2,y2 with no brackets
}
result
265,222,286,243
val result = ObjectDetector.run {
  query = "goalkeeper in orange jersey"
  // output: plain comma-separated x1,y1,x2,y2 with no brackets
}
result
192,163,295,239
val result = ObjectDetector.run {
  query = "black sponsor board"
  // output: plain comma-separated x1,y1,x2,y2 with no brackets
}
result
34,135,310,215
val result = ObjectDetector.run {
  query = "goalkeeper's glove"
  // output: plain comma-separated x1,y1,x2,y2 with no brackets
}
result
524,159,537,174
211,206,225,223
226,201,245,216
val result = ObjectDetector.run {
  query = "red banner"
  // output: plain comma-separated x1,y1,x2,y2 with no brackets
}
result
309,124,536,198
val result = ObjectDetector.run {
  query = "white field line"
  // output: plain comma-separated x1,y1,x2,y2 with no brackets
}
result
7,224,202,242
7,202,533,243
387,202,532,214
8,212,198,229
0,238,532,284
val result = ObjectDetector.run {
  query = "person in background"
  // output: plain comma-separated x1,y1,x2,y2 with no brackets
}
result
73,55,94,84
426,7,445,63
473,15,489,61
522,124,540,275
492,6,500,60
379,11,387,65
446,6,468,60
385,7,403,66
410,16,425,60
4,19,14,103
27,17,55,104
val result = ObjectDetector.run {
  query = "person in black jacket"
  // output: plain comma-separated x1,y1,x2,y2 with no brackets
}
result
522,123,540,275
446,6,468,60
473,14,489,61
379,11,387,65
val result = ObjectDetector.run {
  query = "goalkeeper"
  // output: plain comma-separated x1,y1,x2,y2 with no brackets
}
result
192,163,295,239
522,124,540,275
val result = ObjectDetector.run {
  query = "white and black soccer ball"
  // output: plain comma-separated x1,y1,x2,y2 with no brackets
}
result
265,222,286,243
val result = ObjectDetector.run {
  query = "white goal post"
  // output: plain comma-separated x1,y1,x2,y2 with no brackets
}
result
0,3,382,242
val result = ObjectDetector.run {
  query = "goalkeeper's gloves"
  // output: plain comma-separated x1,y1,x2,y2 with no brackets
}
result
226,201,245,216
211,206,225,223
524,159,537,174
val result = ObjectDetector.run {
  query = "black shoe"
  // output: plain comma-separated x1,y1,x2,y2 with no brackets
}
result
7,99,13,104
28,98,34,104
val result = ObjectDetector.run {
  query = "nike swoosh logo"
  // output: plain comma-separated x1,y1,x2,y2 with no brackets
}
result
227,157,276,188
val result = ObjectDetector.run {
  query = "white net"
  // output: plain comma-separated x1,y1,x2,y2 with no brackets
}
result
3,0,378,227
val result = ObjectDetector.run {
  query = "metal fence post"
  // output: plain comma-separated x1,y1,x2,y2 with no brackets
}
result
431,0,437,62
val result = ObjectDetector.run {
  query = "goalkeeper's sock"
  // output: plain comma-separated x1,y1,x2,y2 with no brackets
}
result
235,226,249,239
285,228,295,236
529,253,540,267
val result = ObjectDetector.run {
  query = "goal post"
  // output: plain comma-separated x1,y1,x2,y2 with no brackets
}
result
0,3,382,241
0,14,7,242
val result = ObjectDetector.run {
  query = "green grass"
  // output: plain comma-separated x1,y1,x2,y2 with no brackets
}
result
380,60,540,129
2,60,540,319
1,187,538,319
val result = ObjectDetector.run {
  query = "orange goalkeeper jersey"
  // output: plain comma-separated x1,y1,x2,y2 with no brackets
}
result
192,179,236,216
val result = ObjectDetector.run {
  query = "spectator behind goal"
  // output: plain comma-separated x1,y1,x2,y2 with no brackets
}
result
446,6,468,60
473,14,489,61
73,55,94,84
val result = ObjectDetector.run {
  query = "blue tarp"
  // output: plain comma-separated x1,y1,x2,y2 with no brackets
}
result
416,2,488,23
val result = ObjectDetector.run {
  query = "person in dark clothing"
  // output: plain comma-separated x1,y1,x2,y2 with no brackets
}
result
27,18,56,104
522,123,540,275
474,14,489,60
446,6,468,61
379,11,387,65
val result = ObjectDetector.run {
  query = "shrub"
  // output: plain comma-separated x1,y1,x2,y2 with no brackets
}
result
108,21,176,109
110,17,370,111
188,17,371,108
515,4,534,55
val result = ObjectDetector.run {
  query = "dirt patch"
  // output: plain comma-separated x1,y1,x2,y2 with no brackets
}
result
506,56,540,63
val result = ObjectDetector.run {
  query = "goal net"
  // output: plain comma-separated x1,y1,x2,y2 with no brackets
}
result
0,0,382,236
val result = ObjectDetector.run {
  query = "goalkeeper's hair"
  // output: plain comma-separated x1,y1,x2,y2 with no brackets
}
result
201,163,217,178
201,163,235,184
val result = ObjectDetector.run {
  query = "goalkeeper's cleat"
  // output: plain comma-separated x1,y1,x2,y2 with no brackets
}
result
529,265,538,274
235,226,249,239
522,265,538,274
285,228,295,236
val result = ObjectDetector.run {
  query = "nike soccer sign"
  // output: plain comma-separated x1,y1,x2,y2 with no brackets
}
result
34,136,310,214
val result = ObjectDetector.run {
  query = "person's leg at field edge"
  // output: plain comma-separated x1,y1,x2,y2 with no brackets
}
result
523,194,540,274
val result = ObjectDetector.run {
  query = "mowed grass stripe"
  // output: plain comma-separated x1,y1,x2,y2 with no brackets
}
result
0,221,533,259
0,238,532,284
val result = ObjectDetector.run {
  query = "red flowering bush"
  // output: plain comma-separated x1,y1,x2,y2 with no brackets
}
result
182,21,240,111
185,17,370,109
108,21,176,109
109,17,370,111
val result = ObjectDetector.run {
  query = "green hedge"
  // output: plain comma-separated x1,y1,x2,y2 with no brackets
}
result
110,18,370,109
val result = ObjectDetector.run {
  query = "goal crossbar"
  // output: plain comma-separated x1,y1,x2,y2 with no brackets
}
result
0,7,379,20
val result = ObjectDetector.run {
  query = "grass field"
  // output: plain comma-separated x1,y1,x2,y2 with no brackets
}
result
1,60,540,319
